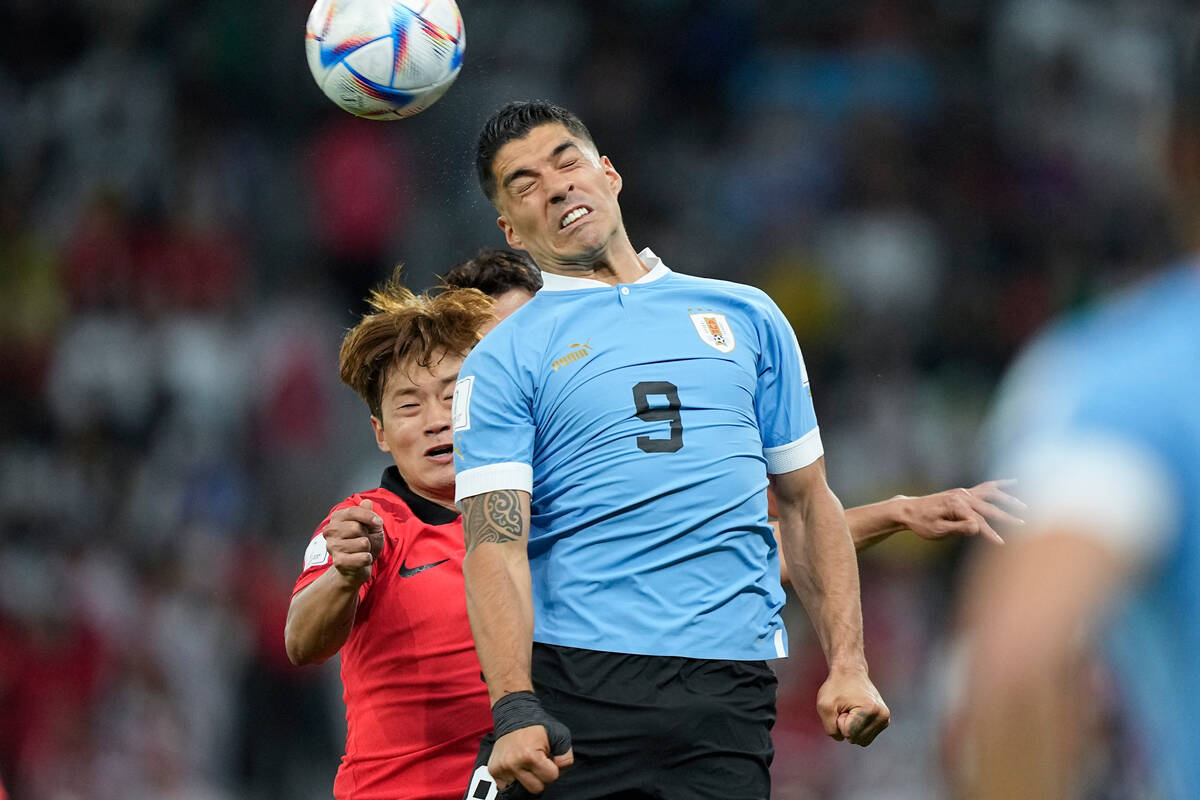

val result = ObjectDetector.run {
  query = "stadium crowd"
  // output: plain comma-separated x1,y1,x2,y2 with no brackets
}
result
0,0,1192,797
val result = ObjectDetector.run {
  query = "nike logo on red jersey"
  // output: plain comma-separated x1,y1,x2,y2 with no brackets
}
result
398,558,449,578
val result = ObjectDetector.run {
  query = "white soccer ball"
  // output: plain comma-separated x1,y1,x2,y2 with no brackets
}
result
305,0,465,120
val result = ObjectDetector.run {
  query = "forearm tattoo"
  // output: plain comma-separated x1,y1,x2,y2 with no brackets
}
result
462,490,523,552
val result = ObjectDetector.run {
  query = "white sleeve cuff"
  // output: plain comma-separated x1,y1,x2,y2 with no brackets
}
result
763,428,823,474
996,431,1179,569
454,462,533,505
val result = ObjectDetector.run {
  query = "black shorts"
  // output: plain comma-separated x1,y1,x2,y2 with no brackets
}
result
464,643,777,800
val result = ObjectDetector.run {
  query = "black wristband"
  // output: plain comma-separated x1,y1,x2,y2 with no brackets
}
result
491,691,572,756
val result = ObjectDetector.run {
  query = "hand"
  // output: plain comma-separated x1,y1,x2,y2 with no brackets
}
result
816,667,890,747
898,479,1026,545
487,725,574,794
322,499,385,585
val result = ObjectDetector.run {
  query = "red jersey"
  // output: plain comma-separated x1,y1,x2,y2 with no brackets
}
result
292,467,491,799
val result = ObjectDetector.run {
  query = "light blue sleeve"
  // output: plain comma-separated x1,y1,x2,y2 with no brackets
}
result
752,294,823,474
452,338,536,504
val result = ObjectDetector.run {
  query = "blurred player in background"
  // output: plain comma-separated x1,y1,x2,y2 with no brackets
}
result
283,277,495,800
453,101,889,799
953,30,1200,800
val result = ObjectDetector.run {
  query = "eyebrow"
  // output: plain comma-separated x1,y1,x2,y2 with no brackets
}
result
501,141,580,191
388,374,458,400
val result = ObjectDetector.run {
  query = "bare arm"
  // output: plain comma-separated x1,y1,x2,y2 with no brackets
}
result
770,457,888,745
770,480,1023,585
284,500,384,665
953,532,1126,800
461,489,569,793
285,569,363,665
848,480,1023,551
461,489,535,704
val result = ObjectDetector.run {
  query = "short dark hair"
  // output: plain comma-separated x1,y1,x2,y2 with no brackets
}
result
476,100,596,202
441,248,543,297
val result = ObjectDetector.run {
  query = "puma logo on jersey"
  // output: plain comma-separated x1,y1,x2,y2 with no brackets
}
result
552,340,592,371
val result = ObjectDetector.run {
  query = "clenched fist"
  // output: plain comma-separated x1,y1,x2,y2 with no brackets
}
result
323,499,386,585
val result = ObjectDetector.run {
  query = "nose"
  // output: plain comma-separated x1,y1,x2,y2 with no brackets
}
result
425,400,452,434
548,178,574,206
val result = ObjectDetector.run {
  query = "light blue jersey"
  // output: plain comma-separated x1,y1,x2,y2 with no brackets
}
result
453,249,822,660
987,263,1200,799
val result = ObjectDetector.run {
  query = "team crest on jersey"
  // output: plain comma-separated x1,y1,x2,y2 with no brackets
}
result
689,313,735,353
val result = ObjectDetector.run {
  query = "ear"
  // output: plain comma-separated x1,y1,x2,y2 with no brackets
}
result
497,214,525,250
601,155,622,196
370,415,389,453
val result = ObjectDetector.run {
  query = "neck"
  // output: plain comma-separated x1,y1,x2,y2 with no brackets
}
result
540,235,646,286
408,482,458,512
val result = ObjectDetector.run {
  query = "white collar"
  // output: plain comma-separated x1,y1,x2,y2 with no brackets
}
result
538,248,672,292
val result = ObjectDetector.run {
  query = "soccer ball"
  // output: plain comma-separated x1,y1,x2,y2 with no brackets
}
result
305,0,465,120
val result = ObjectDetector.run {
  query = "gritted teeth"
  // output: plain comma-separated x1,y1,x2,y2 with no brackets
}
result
560,206,591,229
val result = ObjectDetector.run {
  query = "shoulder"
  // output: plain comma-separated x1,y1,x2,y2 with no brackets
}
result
657,272,784,325
662,271,774,302
1002,265,1200,412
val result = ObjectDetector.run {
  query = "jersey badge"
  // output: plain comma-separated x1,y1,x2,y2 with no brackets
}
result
551,339,592,372
689,313,735,353
452,376,474,431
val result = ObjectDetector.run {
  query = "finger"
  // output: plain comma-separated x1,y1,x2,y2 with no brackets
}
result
974,516,1004,545
513,767,548,795
553,747,574,770
333,552,373,571
817,701,842,739
854,708,891,746
966,497,1025,528
334,506,385,529
840,707,888,746
530,754,561,784
937,512,1005,545
330,535,376,556
851,717,888,747
971,480,1029,512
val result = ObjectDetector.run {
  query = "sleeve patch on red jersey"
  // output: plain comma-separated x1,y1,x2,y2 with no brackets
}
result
303,534,331,569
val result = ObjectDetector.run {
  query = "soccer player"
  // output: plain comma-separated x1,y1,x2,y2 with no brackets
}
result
283,249,1016,800
442,248,544,336
452,101,887,799
952,43,1200,800
447,248,1022,571
283,277,495,800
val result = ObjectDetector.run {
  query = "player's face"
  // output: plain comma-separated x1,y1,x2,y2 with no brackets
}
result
370,351,462,505
491,123,624,271
479,288,536,335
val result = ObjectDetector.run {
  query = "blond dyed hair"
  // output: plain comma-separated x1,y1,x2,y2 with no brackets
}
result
339,269,494,418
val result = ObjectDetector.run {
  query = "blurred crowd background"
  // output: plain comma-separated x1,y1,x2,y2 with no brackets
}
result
1,0,1195,798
